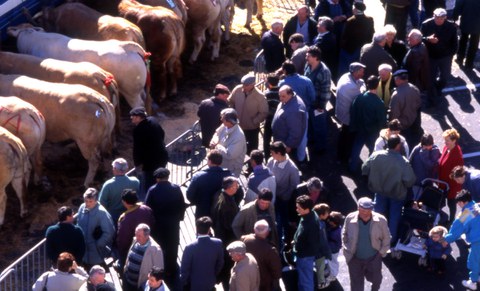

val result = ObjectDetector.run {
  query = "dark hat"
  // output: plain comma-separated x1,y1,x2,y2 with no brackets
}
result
227,241,246,254
129,106,147,117
214,83,230,95
153,167,170,179
392,69,409,78
354,1,366,11
221,108,238,125
241,73,256,85
358,197,375,210
349,62,366,73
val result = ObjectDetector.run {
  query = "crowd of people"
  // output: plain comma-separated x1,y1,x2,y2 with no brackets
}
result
30,0,480,290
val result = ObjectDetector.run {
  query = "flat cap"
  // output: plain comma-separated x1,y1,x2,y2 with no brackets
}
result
349,62,366,73
358,197,375,210
214,83,230,95
227,241,246,254
392,69,409,77
129,106,147,117
241,73,256,85
354,2,366,11
153,167,170,179
433,8,447,17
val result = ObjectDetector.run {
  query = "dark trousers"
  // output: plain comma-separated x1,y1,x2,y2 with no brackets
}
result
264,119,273,161
347,254,383,291
349,130,377,174
447,198,457,223
244,128,260,154
337,124,356,164
153,224,180,289
458,33,480,68
428,257,446,273
430,56,453,92
385,4,408,41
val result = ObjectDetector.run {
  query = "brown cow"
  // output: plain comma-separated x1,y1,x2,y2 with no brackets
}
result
0,74,116,187
139,0,188,23
0,97,46,185
183,0,222,63
0,51,121,133
40,2,146,48
0,126,29,226
119,0,185,101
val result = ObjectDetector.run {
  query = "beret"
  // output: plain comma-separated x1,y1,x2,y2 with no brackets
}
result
241,74,256,85
129,106,147,117
153,167,170,179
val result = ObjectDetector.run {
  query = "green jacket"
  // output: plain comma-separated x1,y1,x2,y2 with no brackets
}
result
362,149,416,200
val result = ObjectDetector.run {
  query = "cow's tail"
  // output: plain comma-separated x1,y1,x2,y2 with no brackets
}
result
102,74,122,136
92,95,116,156
142,52,153,115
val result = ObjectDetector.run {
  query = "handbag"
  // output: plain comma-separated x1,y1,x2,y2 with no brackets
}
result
42,272,50,291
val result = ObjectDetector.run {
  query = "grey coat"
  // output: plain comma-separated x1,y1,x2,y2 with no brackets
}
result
77,202,115,265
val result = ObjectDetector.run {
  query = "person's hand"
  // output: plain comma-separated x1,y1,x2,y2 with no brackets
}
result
441,241,449,248
286,146,292,153
71,261,78,270
427,34,439,44
442,254,447,260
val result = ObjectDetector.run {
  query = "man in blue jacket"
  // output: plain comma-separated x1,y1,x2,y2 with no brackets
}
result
180,216,224,291
444,190,480,290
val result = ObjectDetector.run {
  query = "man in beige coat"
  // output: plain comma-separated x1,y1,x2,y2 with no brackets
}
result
342,197,390,291
123,223,164,290
228,73,268,154
227,241,260,291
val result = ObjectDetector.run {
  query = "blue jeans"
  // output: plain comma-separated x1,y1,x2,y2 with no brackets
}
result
374,193,404,244
296,256,315,291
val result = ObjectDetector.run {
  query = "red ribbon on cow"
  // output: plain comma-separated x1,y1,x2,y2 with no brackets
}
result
103,74,114,87
144,52,152,62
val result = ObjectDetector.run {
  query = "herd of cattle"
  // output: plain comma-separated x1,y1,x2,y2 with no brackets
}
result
0,0,257,225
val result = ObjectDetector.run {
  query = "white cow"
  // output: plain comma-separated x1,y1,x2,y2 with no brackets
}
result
0,74,116,187
0,97,46,185
7,24,147,109
0,126,29,226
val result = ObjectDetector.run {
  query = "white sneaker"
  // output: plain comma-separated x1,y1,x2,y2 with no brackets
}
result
326,275,337,283
462,279,477,290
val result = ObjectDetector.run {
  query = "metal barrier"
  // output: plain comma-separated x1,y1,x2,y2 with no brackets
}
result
0,239,47,291
0,121,208,291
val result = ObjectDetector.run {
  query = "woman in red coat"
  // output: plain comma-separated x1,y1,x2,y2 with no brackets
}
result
438,128,464,223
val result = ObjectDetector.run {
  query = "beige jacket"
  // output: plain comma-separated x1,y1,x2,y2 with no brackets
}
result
124,237,164,288
342,211,391,263
228,85,268,130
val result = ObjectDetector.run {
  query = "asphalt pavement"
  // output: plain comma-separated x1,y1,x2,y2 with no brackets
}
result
308,59,480,291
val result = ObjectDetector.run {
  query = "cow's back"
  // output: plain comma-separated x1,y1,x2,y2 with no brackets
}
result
0,74,115,154
11,28,146,108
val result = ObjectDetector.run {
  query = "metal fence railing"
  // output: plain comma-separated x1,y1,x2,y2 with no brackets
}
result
0,121,208,291
0,239,47,291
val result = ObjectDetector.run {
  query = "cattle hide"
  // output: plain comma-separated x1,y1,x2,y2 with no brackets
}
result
8,24,147,109
0,74,116,187
40,2,146,49
0,97,46,186
0,126,29,226
119,0,185,101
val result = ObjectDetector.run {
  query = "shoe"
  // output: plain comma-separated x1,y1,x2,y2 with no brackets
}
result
326,275,337,282
317,281,330,289
462,279,477,290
